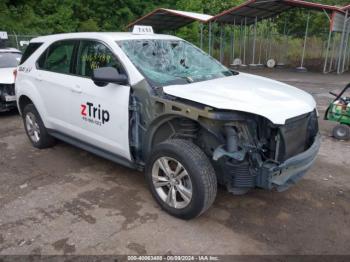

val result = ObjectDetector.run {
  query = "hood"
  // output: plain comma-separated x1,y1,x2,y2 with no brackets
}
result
163,72,316,125
0,68,16,84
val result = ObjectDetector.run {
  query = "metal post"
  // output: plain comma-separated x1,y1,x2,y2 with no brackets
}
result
208,22,212,56
222,26,226,63
200,23,204,50
266,19,273,61
337,10,348,74
13,31,19,49
232,18,236,63
265,20,269,61
329,33,337,72
296,11,310,72
230,29,233,64
250,17,258,67
323,28,333,74
242,17,247,67
323,9,333,74
257,22,264,67
268,18,274,60
277,16,288,67
341,14,350,73
347,33,350,70
239,20,243,61
212,23,216,58
220,25,224,63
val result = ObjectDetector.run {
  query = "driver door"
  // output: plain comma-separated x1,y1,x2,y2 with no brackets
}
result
69,40,131,161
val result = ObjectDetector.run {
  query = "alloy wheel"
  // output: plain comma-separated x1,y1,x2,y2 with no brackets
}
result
25,112,41,143
152,157,193,209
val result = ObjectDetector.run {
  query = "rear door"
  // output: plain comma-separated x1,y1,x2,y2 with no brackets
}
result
68,40,131,160
35,40,78,133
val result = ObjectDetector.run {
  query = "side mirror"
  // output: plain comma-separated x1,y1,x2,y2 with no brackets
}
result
92,67,129,86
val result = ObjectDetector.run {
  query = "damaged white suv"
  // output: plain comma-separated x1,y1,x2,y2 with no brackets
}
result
0,48,21,112
16,28,320,219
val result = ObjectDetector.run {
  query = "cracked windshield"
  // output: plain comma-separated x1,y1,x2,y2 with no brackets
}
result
118,39,233,87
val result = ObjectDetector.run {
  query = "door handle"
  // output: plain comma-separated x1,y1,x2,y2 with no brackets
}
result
71,85,82,94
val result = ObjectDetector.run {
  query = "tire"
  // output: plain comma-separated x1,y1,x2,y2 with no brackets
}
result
332,124,350,141
146,139,217,220
22,104,55,149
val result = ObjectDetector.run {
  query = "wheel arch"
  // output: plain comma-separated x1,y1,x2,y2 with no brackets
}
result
18,95,33,115
17,92,51,129
143,114,179,158
142,114,223,161
16,77,52,128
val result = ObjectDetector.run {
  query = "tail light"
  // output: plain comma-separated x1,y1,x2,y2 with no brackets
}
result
13,69,18,81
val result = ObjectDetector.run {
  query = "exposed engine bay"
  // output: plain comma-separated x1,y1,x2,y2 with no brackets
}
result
129,87,320,195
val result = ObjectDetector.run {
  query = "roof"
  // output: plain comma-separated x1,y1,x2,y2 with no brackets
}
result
0,48,21,53
342,4,350,11
163,9,212,21
30,32,181,43
127,8,213,31
210,0,344,25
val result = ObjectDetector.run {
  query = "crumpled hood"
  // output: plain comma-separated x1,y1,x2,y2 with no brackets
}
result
0,68,16,84
163,72,316,125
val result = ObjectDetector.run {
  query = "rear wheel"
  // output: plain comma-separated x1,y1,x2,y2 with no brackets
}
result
23,104,55,148
332,124,350,141
146,139,217,220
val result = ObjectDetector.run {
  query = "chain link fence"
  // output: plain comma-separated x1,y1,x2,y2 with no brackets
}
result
6,34,38,52
3,31,349,74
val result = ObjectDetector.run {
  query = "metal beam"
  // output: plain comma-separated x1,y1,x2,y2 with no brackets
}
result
208,22,212,55
337,10,348,74
296,11,310,71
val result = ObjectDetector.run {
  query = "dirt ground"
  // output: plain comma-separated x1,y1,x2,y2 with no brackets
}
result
0,70,349,255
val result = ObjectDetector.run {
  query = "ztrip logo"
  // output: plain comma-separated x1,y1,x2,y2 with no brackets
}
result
81,102,110,126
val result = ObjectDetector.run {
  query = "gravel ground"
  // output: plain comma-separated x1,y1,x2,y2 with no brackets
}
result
0,70,349,255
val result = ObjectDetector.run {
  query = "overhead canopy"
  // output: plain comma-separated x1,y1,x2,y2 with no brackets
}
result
210,0,344,25
127,8,213,31
342,4,350,11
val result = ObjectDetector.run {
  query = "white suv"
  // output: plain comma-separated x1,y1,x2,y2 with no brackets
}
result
16,30,320,219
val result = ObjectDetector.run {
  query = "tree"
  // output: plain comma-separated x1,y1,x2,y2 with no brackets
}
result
0,0,348,37
78,19,100,32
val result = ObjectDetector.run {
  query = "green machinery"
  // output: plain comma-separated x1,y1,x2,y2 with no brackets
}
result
325,84,350,140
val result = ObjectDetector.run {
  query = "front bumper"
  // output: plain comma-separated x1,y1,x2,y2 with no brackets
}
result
257,133,321,191
0,100,17,112
0,96,17,112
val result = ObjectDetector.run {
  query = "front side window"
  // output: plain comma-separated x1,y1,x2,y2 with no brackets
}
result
76,40,124,78
37,40,75,74
118,39,233,87
0,52,22,68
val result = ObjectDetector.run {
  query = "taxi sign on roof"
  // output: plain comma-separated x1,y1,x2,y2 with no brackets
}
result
0,31,8,40
132,25,154,35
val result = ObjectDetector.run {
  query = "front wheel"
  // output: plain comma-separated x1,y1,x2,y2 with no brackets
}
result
333,124,350,140
146,139,217,220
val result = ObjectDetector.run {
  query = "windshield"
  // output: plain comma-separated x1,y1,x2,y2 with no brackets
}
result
0,52,22,68
118,39,233,87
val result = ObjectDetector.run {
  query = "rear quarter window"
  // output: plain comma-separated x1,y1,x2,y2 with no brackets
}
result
37,40,76,74
20,42,42,65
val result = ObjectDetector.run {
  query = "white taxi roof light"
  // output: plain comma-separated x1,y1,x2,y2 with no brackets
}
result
0,31,8,40
132,25,154,35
